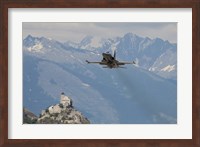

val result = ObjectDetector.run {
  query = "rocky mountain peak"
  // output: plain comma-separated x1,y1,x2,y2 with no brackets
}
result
123,33,142,41
23,93,90,124
37,93,90,124
80,35,93,45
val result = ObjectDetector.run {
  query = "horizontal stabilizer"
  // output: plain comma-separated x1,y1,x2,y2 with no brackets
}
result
117,60,136,65
86,60,104,64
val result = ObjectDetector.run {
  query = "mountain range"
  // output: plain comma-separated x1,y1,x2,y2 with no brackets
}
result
23,33,177,124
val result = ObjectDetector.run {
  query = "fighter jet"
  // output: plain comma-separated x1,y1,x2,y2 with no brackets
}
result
86,51,135,68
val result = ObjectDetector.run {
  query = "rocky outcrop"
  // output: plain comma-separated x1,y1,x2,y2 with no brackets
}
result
37,103,90,124
23,108,38,124
37,93,90,124
23,93,90,124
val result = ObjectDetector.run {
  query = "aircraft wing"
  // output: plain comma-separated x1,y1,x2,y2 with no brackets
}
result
86,60,106,64
117,61,136,65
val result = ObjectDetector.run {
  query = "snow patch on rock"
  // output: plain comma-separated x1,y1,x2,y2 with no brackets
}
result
161,65,175,72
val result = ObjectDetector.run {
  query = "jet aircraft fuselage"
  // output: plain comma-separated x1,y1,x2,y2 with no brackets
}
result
86,51,135,68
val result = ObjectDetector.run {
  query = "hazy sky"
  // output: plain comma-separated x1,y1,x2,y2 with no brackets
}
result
23,22,177,43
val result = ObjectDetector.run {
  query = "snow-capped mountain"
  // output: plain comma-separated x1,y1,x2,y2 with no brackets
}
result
107,33,177,80
23,35,67,53
63,33,177,80
64,35,103,51
23,34,177,124
149,48,177,80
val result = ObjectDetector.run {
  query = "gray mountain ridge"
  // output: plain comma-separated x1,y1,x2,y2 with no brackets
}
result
25,33,177,80
23,33,177,124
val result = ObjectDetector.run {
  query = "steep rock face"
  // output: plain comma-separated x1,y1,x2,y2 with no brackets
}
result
149,48,177,80
37,95,90,124
23,108,38,124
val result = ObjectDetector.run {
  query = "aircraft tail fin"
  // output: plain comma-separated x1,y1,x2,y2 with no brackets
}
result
114,50,116,59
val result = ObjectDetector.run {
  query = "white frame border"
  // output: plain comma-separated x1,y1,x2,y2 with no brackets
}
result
8,8,192,139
